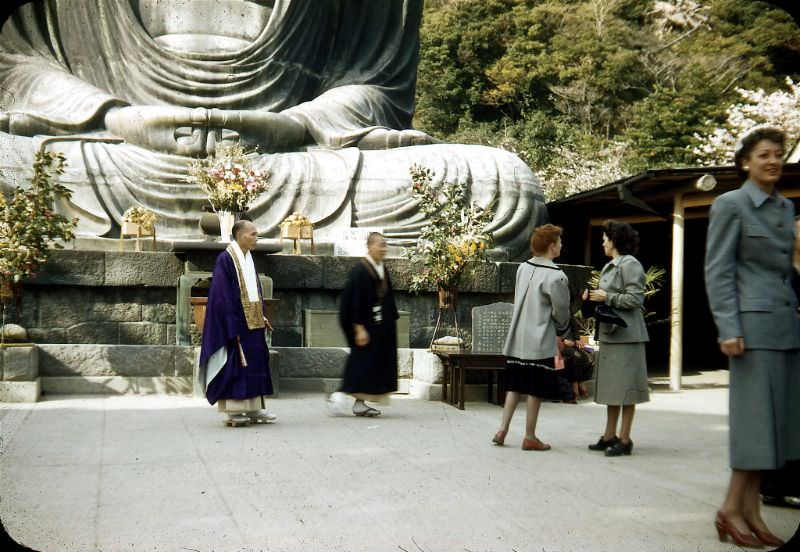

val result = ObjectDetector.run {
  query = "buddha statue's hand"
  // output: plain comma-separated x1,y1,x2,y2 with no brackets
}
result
356,128,440,150
103,106,307,157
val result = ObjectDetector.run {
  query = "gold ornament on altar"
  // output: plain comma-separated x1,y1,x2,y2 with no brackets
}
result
280,212,315,254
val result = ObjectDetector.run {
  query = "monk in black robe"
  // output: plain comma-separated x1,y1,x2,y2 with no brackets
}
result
336,233,398,417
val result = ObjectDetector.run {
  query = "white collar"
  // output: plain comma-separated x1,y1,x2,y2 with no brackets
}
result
228,241,259,302
364,254,385,280
530,256,557,267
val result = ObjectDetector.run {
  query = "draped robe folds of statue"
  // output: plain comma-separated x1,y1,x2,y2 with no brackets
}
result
0,0,547,259
198,249,273,406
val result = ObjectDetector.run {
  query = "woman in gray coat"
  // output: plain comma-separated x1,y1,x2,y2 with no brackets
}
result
587,220,649,457
492,224,570,451
705,126,800,548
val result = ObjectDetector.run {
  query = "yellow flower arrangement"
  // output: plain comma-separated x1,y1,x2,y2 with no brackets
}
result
406,163,494,292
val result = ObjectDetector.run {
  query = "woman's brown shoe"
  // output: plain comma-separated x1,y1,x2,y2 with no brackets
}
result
746,521,785,547
715,511,763,548
492,431,506,446
521,437,551,451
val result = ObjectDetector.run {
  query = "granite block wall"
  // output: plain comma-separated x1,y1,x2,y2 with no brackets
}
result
7,249,592,348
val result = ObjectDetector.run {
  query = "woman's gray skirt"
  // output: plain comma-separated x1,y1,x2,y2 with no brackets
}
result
729,348,800,470
594,342,649,405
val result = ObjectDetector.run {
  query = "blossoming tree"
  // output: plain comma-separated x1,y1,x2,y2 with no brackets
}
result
693,77,800,165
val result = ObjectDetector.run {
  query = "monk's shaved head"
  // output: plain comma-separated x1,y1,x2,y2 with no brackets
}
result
232,220,256,239
367,232,385,245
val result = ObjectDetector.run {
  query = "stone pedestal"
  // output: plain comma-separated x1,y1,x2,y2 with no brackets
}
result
0,345,40,402
407,349,444,400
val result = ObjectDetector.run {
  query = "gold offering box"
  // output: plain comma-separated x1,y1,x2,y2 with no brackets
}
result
280,223,314,239
119,221,156,251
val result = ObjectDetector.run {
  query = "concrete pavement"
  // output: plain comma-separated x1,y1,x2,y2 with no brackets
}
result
1,372,798,551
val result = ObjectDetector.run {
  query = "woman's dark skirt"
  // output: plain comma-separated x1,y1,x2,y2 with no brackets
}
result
503,357,565,401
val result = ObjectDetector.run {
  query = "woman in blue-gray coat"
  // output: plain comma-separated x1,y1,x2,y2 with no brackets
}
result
586,220,650,457
705,126,800,548
493,224,570,451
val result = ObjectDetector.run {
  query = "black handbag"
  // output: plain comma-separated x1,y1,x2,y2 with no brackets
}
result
593,304,627,327
562,345,594,382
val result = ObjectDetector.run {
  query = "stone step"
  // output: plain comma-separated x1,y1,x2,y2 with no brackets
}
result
34,345,446,399
37,344,427,379
37,344,196,378
42,376,191,396
39,376,423,398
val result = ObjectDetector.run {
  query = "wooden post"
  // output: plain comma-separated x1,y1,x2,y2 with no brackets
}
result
669,192,684,391
584,222,592,265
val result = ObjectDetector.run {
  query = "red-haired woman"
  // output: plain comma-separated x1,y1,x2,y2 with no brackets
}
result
492,224,570,451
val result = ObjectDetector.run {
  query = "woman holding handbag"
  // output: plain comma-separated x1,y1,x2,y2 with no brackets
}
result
705,126,800,548
586,220,649,457
492,224,571,451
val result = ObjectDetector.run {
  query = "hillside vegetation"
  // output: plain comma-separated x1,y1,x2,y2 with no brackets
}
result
414,0,800,199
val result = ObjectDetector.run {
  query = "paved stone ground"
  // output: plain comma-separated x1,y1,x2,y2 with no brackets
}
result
1,372,798,552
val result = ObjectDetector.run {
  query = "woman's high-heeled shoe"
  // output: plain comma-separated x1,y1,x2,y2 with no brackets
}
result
492,431,506,446
746,521,785,547
521,437,551,451
715,511,763,548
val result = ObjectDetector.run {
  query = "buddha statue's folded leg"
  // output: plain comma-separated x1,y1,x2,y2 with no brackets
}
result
0,137,360,240
1,135,544,256
352,144,546,259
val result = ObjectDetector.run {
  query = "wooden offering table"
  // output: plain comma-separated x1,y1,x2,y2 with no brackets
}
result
433,352,507,410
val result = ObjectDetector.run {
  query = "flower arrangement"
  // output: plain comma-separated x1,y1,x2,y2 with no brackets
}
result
122,206,156,232
0,150,77,289
187,144,270,213
406,163,495,292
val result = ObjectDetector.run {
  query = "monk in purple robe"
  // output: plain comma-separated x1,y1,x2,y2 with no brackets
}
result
198,220,275,427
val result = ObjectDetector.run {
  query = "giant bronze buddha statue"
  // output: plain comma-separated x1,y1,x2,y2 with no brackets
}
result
0,0,545,258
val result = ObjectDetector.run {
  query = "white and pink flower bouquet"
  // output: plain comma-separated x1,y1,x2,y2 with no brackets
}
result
188,145,270,213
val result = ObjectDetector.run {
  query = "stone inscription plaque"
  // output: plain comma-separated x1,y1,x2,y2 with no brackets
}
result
471,302,514,353
333,227,384,257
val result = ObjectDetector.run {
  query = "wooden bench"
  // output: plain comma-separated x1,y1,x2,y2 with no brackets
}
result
434,352,506,410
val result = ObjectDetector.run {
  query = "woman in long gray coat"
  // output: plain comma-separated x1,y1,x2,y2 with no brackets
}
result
493,224,570,451
587,220,649,457
705,126,800,548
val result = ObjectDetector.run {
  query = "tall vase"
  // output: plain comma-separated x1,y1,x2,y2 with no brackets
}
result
217,211,237,242
430,285,464,352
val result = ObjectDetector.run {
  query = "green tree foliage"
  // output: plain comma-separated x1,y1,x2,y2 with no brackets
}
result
415,0,800,200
